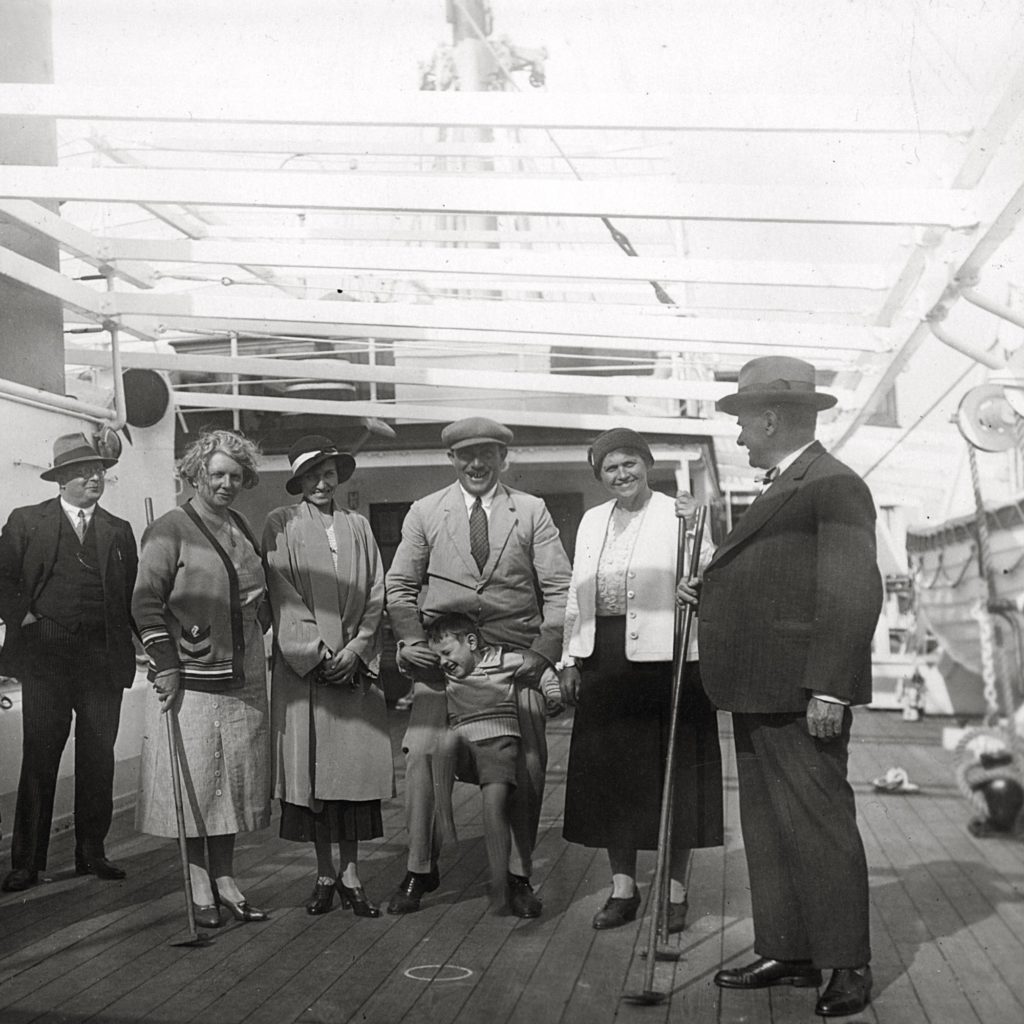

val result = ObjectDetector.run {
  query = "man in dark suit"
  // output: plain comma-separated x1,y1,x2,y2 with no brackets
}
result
0,433,139,892
385,417,571,917
678,357,882,1018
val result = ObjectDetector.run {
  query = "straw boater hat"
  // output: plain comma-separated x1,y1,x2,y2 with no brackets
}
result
40,432,119,482
284,435,356,495
716,356,837,415
440,417,514,451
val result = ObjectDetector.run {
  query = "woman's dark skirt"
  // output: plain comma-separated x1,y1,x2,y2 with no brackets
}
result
279,799,383,844
562,616,724,851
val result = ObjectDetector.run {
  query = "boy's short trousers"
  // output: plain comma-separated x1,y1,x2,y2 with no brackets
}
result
457,734,519,787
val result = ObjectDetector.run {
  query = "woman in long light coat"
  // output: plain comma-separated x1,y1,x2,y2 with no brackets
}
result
263,435,393,918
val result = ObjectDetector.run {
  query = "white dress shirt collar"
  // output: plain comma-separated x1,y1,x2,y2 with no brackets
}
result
772,439,817,480
60,498,96,529
459,483,498,517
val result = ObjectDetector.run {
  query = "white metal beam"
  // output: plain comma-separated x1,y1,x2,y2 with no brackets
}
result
0,245,107,320
92,290,888,352
0,166,976,227
172,391,740,438
69,347,731,402
109,318,865,368
0,85,969,135
100,237,891,290
0,199,156,288
106,133,676,162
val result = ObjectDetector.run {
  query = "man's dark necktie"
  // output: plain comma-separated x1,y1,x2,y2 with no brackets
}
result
75,510,87,542
756,466,779,495
469,497,489,572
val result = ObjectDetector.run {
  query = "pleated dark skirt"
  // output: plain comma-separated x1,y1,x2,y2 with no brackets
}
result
562,616,724,851
279,799,383,844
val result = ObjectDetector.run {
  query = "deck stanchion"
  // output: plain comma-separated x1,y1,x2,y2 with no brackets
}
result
622,507,706,1006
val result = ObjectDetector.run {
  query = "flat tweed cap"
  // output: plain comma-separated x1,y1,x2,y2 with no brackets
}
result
441,417,514,451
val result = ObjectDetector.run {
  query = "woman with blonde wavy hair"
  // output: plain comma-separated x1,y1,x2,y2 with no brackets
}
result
134,429,272,929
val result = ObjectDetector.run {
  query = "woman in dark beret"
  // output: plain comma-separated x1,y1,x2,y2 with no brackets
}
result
559,428,723,931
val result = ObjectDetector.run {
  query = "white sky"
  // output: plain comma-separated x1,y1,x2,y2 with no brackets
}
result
42,0,1024,517
50,0,1024,103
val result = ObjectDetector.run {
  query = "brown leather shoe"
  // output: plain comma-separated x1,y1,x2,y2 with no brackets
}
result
815,966,872,1017
714,957,822,989
386,866,440,915
507,874,542,919
1,868,39,892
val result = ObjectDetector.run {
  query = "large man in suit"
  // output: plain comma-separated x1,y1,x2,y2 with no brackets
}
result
678,357,882,1018
385,417,571,917
0,433,139,892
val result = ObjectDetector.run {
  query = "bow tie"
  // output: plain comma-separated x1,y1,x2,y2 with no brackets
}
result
756,466,779,486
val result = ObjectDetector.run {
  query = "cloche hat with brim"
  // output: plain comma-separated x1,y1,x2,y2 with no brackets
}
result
285,435,356,494
717,356,837,415
40,432,119,482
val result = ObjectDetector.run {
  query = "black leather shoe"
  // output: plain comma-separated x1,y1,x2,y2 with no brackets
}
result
1,868,39,892
592,890,641,930
507,874,542,918
192,902,224,929
714,957,822,989
336,880,381,918
217,894,270,922
306,879,336,916
75,851,127,880
816,966,872,1017
386,867,440,915
667,898,688,934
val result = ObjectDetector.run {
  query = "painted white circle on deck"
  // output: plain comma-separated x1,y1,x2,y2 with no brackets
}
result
404,964,474,983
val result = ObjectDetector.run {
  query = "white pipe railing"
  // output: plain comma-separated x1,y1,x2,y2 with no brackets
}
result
960,284,1024,331
0,377,117,423
927,316,1006,370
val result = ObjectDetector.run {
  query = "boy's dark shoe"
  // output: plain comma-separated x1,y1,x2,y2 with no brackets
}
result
386,866,440,915
507,873,542,918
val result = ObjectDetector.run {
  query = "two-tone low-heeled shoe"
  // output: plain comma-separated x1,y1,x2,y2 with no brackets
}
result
306,879,336,916
191,902,224,929
215,890,270,923
335,879,381,918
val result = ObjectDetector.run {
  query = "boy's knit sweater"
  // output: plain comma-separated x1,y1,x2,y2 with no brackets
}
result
444,644,562,743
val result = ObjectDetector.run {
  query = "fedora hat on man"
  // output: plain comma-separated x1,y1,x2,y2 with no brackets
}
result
717,356,837,415
40,432,119,482
285,435,356,495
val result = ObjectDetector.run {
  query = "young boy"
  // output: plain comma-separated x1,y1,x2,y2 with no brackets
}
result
425,612,564,913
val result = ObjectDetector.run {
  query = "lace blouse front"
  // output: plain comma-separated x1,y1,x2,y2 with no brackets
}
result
595,501,648,616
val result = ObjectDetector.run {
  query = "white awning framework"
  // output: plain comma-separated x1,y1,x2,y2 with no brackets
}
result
3,45,1024,480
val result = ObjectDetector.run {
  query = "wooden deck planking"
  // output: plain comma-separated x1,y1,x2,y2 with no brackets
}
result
1,709,1023,1023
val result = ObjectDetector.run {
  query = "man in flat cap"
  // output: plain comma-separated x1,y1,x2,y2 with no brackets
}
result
385,417,571,917
0,433,138,892
678,357,881,1017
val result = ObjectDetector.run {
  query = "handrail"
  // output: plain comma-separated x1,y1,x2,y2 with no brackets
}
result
0,319,126,428
0,376,117,423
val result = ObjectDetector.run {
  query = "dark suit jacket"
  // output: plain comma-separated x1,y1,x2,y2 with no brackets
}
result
0,497,139,687
698,442,882,713
385,481,571,664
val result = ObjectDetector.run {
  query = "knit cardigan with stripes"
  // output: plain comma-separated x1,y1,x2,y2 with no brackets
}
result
132,503,266,691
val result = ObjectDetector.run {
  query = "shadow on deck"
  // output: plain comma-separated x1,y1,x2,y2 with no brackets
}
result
1,710,1023,1023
